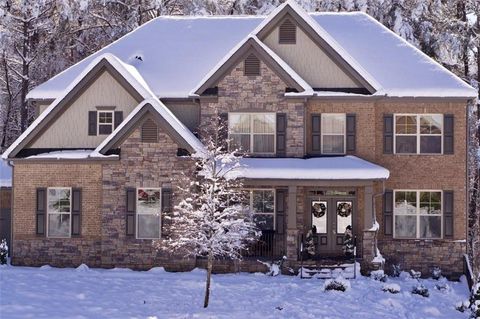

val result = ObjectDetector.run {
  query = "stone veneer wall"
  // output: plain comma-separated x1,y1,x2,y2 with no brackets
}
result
11,162,103,267
100,121,196,270
200,58,305,158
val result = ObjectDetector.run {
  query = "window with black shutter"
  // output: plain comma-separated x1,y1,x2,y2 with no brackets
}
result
244,54,260,76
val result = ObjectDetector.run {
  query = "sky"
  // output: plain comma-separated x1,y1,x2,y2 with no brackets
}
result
0,159,12,186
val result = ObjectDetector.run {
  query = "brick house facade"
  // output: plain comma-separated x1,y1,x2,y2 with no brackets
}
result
2,1,476,277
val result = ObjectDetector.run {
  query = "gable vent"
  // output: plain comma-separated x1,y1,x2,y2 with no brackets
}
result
244,53,260,76
141,119,158,143
279,18,296,44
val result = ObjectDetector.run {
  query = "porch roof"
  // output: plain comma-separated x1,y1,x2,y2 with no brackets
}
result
224,156,389,181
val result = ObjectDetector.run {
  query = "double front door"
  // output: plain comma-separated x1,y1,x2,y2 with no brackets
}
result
310,197,354,256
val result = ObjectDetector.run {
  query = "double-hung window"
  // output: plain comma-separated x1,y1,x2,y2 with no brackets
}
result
393,190,442,239
47,188,71,238
394,114,442,154
136,188,162,239
321,114,346,154
249,189,275,230
98,111,114,135
229,113,275,154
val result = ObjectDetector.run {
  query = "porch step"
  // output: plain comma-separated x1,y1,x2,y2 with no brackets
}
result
299,262,356,279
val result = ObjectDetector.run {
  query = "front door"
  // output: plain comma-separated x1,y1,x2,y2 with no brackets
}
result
310,197,354,256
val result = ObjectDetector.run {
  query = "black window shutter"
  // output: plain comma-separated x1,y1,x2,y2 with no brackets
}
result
443,114,454,154
383,114,394,154
275,189,287,234
443,190,454,238
276,113,287,157
383,189,393,236
219,113,229,152
346,113,356,152
88,111,97,136
36,188,47,236
161,188,172,237
126,188,136,237
71,188,82,237
311,114,321,153
114,111,123,130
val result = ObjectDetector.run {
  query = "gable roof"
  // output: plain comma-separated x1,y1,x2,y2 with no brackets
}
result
192,35,312,95
91,99,205,156
2,53,204,159
26,4,476,100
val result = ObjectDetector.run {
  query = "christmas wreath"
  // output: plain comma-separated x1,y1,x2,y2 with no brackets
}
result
312,202,327,218
337,202,352,217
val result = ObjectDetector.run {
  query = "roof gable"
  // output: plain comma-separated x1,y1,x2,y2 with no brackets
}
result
92,99,205,156
3,53,204,159
192,36,312,95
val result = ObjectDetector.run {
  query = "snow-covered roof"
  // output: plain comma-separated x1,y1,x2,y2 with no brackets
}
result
27,5,476,100
223,156,389,180
191,35,313,95
23,150,117,160
3,53,204,159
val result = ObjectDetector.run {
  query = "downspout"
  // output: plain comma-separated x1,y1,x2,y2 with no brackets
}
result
372,179,385,259
6,160,14,260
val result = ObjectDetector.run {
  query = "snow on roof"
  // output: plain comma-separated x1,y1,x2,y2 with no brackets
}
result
311,12,476,98
27,7,476,100
24,150,116,160
223,156,389,180
191,35,312,95
91,98,206,157
3,53,204,159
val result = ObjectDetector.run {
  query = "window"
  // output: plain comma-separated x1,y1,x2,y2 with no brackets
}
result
279,18,296,44
98,111,114,135
136,188,161,239
394,190,442,239
47,188,71,238
321,114,346,154
249,190,275,230
244,54,260,76
141,119,158,143
394,114,442,154
229,113,275,154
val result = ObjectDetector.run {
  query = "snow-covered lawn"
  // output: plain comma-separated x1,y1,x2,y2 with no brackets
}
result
0,264,471,319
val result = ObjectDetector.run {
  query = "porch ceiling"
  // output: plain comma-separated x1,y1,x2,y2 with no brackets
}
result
223,156,389,181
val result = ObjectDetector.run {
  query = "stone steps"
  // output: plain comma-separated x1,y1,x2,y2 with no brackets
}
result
299,262,356,279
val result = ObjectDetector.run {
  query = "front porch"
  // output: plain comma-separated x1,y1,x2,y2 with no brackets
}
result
234,156,390,274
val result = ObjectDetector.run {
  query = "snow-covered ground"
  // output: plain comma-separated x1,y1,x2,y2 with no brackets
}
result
0,264,471,319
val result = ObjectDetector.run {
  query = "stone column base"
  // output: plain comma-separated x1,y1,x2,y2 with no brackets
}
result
360,230,384,274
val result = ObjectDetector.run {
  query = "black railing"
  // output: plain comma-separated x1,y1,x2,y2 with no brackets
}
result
243,231,285,259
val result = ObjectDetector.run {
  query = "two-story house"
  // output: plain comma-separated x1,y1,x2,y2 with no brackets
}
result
2,1,476,277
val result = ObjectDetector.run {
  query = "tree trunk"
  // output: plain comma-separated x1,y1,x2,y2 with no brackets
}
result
203,250,213,308
20,20,30,132
1,52,14,149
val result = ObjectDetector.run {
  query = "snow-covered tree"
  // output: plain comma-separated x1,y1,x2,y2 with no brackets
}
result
155,115,260,308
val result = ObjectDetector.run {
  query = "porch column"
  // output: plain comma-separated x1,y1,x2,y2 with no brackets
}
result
364,185,374,230
286,185,298,261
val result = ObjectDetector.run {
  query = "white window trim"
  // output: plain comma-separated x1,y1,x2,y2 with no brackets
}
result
228,112,276,155
249,189,276,231
393,189,443,239
136,187,162,240
97,110,114,135
321,113,346,155
46,187,72,238
393,114,443,155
